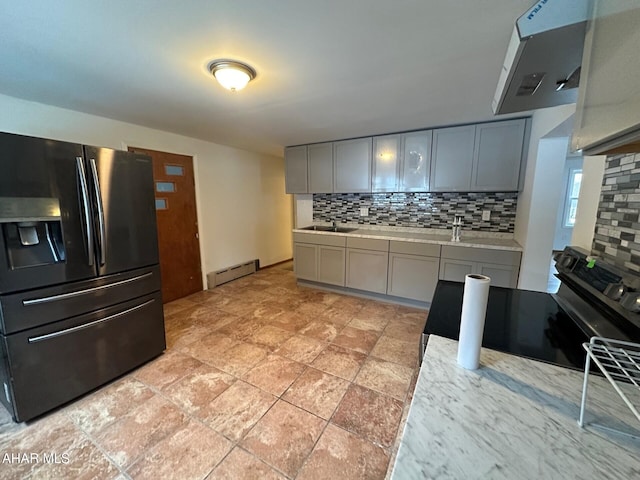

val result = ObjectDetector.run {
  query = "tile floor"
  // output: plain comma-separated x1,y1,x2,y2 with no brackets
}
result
0,262,425,479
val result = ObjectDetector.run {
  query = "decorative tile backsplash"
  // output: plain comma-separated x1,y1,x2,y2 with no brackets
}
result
313,192,518,232
593,153,640,272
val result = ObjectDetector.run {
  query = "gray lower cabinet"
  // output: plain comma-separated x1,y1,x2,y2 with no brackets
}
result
293,243,317,281
439,258,475,282
284,145,308,194
345,237,389,294
293,232,520,300
294,232,346,285
439,245,521,288
477,262,520,288
388,253,440,302
387,241,441,302
318,245,345,286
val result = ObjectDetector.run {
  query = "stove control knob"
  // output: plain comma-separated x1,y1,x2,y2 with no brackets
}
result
620,292,640,313
604,282,627,301
558,254,577,270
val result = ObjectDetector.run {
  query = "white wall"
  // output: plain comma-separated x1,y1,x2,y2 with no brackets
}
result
515,104,576,291
0,94,293,286
571,155,606,251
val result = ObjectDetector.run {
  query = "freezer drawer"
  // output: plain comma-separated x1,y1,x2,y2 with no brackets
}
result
1,291,165,422
0,265,161,334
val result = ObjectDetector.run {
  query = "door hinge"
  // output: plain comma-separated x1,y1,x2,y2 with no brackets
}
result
195,232,199,239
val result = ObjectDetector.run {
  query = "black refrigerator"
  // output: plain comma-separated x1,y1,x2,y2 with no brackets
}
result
0,132,165,422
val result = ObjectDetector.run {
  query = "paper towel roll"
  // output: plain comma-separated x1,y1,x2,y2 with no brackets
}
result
457,274,491,370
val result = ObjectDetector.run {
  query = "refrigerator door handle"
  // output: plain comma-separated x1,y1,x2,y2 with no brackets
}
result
27,299,155,343
89,158,107,266
76,156,94,266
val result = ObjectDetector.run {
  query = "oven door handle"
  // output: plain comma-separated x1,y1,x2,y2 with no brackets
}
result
28,299,154,343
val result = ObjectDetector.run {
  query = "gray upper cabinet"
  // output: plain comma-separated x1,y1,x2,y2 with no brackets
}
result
430,125,476,192
308,142,334,193
431,120,527,192
334,138,372,193
401,130,432,192
472,119,526,191
372,134,401,192
284,145,308,194
373,131,432,193
285,118,527,194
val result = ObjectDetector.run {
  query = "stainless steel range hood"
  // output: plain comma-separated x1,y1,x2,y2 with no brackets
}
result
492,0,590,115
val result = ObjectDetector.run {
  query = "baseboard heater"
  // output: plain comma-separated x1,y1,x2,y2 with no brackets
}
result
207,259,259,288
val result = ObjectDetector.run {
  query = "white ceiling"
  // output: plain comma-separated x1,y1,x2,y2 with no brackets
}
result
0,1,535,157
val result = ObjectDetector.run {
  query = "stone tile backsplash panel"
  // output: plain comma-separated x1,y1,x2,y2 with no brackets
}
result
313,192,517,232
593,152,640,272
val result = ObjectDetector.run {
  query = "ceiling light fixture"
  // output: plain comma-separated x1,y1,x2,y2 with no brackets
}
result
208,60,256,92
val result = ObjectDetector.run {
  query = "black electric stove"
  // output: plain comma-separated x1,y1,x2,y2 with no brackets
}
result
422,246,640,371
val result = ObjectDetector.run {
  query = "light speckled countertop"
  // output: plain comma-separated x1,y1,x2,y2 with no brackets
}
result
391,335,640,479
292,225,522,252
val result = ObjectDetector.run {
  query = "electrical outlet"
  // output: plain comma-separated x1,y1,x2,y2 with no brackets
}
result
360,207,369,217
482,210,491,221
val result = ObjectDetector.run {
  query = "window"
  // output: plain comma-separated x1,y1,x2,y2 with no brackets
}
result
165,165,184,176
564,169,582,227
155,182,176,193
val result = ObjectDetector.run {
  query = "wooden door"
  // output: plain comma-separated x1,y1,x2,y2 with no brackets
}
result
128,147,202,303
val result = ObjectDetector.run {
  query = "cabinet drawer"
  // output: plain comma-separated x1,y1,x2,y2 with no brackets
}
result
346,237,389,251
293,232,347,247
441,245,521,266
389,241,440,257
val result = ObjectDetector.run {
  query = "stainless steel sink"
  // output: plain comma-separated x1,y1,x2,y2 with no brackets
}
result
300,225,357,233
